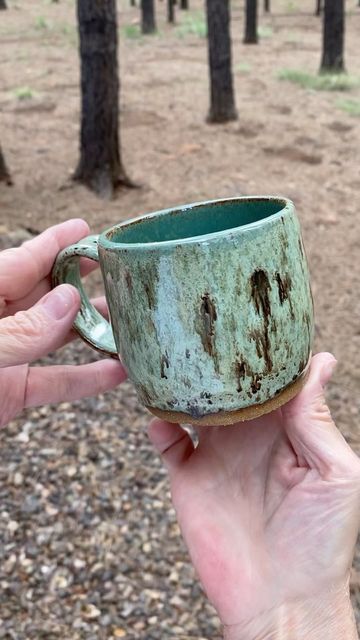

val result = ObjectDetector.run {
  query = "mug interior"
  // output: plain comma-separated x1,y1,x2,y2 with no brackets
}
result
106,197,288,246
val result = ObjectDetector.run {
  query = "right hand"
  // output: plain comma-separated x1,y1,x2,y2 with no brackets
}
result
149,353,360,639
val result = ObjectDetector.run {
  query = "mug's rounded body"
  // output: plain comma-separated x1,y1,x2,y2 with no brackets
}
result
98,197,314,424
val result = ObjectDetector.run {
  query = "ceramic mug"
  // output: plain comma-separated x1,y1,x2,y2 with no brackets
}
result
52,196,314,426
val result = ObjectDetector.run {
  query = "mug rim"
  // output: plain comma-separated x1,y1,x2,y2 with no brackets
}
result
99,195,294,250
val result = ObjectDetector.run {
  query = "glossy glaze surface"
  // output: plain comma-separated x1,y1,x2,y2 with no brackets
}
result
98,198,313,418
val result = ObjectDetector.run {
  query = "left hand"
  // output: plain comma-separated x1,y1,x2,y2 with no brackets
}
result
0,219,126,428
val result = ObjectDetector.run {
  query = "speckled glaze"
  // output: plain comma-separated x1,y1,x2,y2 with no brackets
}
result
52,196,314,423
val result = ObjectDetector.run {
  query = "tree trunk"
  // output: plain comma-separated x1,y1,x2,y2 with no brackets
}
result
315,0,322,16
244,0,258,44
320,0,345,73
141,0,156,33
0,145,12,185
206,0,237,124
74,0,130,199
0,0,7,10
264,0,270,12
180,0,189,8
167,0,175,23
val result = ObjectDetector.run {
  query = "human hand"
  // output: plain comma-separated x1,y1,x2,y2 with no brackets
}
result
0,219,126,428
149,353,360,639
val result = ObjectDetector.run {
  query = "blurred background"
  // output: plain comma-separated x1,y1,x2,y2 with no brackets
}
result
0,0,359,638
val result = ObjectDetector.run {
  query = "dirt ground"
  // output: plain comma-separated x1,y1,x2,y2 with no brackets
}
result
1,0,360,637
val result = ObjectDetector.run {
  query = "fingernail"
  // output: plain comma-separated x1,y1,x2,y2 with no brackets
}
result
41,285,79,320
325,358,338,379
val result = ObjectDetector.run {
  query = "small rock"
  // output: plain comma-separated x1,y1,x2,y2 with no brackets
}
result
7,520,19,533
99,614,112,627
81,604,101,620
142,542,152,554
66,466,77,478
120,603,134,618
73,558,86,570
169,570,179,583
13,472,23,487
21,496,40,515
40,565,52,576
3,554,16,574
170,595,185,608
50,568,73,593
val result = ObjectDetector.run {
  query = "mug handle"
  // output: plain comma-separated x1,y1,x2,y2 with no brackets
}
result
52,235,118,358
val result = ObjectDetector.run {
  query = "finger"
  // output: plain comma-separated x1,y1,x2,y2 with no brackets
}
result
25,359,127,407
282,352,360,476
4,295,110,357
0,284,81,367
0,219,89,307
92,296,109,320
2,257,99,318
79,257,100,278
0,364,28,428
57,296,110,349
2,278,51,318
148,419,195,474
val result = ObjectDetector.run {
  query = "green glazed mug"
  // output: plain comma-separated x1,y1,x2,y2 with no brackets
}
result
52,196,314,426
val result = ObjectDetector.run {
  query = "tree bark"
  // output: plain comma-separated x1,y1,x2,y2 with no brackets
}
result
141,0,156,33
0,0,7,10
74,0,130,199
167,0,175,23
0,145,12,185
320,0,345,73
244,0,258,44
315,0,322,16
264,0,270,12
206,0,237,123
180,0,189,9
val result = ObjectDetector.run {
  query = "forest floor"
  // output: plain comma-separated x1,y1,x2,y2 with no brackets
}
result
1,0,360,638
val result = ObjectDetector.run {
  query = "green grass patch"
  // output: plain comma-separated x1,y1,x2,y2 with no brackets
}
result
175,12,207,38
59,22,78,46
13,86,37,100
122,24,142,39
278,69,359,91
284,33,300,44
258,26,273,39
235,62,251,74
285,0,297,12
60,23,73,35
34,16,50,30
337,98,360,117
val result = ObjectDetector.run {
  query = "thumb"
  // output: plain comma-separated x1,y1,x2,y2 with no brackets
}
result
0,284,80,367
282,352,359,476
148,419,194,475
